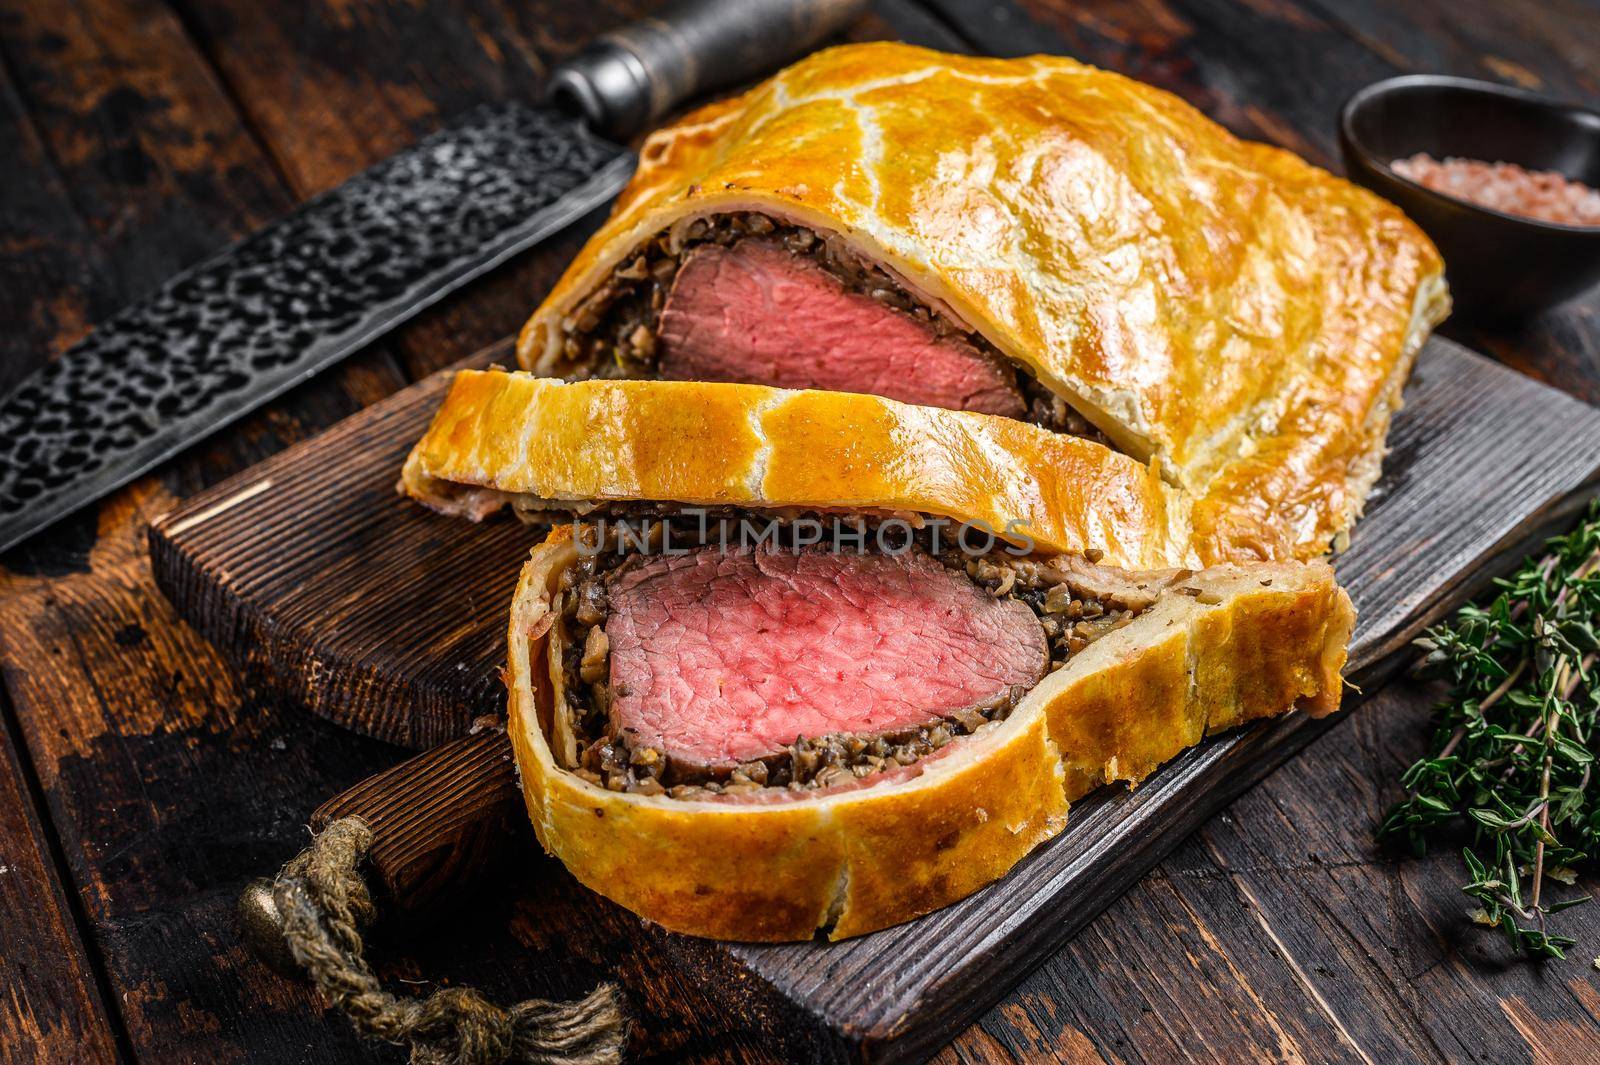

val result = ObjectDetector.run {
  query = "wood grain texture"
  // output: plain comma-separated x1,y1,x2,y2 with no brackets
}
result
0,480,410,1064
6,0,1600,1061
0,0,286,396
0,693,119,1065
1299,0,1600,406
146,333,1600,1060
148,341,523,748
934,678,1600,1065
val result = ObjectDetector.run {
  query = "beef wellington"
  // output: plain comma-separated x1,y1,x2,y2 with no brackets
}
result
401,372,1354,940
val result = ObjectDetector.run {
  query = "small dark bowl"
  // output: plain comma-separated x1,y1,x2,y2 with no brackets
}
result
1339,75,1600,321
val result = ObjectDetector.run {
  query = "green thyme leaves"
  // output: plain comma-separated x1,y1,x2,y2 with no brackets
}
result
1381,501,1600,960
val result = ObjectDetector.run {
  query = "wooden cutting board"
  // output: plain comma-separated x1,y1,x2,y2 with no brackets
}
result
148,335,1600,1061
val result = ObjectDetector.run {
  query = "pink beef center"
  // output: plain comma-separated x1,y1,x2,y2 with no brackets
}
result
604,546,1049,767
656,240,1026,418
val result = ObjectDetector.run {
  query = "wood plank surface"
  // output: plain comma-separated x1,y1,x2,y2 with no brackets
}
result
939,679,1600,1065
3,0,1600,1062
0,693,120,1064
0,0,286,396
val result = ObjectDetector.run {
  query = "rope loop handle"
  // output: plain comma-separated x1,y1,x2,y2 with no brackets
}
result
271,817,628,1065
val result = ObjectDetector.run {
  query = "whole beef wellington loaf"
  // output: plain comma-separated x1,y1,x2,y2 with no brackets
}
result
517,42,1450,562
402,372,1357,940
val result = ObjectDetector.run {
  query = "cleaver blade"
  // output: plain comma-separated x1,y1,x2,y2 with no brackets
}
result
0,103,631,556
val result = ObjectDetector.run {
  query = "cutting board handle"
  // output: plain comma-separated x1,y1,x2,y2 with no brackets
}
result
311,724,523,908
239,726,521,972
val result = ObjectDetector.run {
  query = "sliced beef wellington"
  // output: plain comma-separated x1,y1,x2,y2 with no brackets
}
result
402,371,1356,940
517,42,1450,562
658,239,1031,421
510,521,1352,942
543,217,1093,437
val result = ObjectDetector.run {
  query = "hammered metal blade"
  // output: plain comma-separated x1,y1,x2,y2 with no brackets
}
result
0,102,633,555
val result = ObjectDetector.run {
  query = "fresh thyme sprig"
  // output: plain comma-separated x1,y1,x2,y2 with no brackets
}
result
1380,500,1600,959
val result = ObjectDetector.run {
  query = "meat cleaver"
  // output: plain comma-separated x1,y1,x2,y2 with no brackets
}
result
0,0,866,555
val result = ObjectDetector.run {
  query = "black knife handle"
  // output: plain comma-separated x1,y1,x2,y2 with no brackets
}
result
548,0,868,139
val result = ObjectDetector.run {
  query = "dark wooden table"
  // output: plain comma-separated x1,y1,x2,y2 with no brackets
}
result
3,1,1598,1062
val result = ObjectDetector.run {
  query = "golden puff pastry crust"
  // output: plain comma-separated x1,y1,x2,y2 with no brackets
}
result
516,42,1448,563
507,526,1354,941
401,370,1196,569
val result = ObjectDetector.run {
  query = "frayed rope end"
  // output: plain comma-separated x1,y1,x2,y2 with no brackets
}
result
269,816,628,1065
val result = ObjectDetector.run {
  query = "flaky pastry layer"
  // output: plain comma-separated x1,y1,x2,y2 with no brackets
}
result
402,370,1194,569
